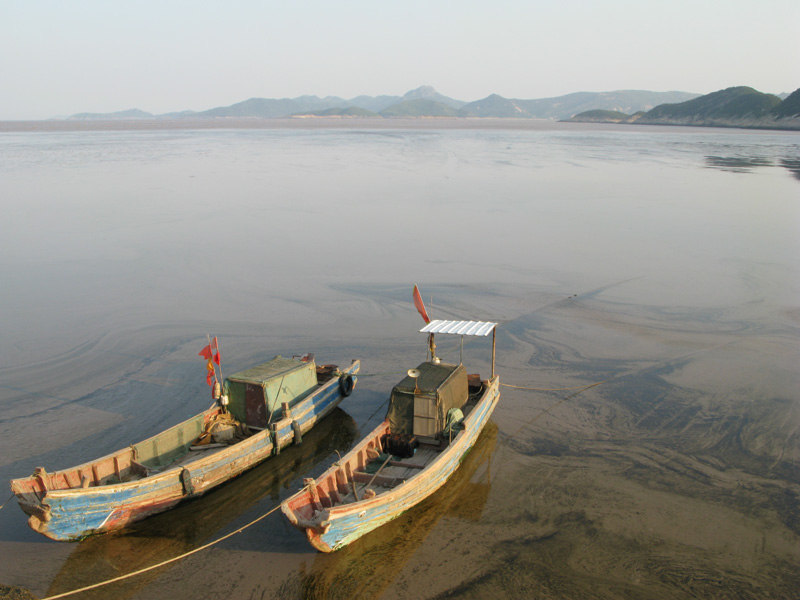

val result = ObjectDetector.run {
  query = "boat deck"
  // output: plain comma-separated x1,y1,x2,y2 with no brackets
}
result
326,395,481,507
333,444,441,505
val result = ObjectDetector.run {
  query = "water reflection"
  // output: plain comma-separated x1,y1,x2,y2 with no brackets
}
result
779,157,800,181
704,155,773,173
704,153,800,180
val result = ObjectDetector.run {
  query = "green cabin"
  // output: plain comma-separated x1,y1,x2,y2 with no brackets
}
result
224,356,318,429
386,361,468,443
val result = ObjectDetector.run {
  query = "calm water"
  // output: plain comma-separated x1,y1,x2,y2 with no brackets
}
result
0,121,798,599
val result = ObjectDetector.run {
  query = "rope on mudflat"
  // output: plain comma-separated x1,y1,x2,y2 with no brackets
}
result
506,380,608,440
352,370,408,378
40,497,291,600
0,492,14,511
358,397,390,435
501,380,608,392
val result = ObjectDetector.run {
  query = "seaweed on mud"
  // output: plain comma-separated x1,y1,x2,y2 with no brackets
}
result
768,486,800,536
0,586,37,600
506,436,570,457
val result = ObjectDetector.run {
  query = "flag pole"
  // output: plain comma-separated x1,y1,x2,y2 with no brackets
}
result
213,336,224,386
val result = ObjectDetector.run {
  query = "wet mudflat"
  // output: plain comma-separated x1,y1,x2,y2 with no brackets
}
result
0,121,797,599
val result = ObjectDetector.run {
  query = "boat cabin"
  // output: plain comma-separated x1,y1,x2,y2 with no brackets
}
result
386,361,468,445
224,356,319,429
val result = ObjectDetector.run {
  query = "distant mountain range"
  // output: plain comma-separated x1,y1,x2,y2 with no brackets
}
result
66,86,702,122
566,86,800,130
64,85,799,130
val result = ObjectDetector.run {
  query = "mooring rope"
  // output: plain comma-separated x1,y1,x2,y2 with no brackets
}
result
501,381,608,392
0,492,14,511
358,397,390,434
506,380,608,440
40,497,292,600
352,370,408,378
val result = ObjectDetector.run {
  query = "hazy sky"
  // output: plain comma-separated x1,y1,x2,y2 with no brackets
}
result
1,0,798,120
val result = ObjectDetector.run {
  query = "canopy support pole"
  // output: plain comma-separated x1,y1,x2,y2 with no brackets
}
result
491,327,496,379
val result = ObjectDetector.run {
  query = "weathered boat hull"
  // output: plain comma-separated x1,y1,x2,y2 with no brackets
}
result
282,374,500,552
11,360,360,541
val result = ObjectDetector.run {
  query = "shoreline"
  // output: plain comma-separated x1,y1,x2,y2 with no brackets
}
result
2,117,798,134
0,117,559,133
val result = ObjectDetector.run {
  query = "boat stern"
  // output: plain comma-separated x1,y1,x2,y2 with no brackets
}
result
281,482,336,551
10,493,69,541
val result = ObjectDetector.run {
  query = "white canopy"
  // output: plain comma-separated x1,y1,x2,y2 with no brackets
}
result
420,320,497,337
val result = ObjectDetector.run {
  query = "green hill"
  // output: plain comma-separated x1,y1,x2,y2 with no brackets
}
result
772,88,800,118
516,90,699,119
459,95,531,117
561,87,799,130
639,86,784,125
379,99,459,117
67,108,154,120
295,106,379,117
566,109,633,123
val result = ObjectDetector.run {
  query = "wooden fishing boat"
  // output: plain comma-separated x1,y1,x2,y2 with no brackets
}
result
281,319,499,552
10,354,360,541
286,422,497,598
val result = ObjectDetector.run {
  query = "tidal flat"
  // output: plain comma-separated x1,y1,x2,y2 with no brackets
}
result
0,121,797,599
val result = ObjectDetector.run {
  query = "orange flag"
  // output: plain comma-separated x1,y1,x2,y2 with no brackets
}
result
198,344,212,359
413,285,431,324
205,358,215,386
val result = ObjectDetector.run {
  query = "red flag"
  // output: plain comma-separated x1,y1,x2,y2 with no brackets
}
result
205,358,215,386
213,351,221,366
198,344,212,360
413,285,431,324
210,336,218,350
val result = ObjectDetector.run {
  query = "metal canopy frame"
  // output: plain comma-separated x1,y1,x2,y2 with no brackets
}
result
420,320,498,378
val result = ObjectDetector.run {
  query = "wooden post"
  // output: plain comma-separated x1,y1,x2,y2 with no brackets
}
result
491,327,496,378
271,422,280,455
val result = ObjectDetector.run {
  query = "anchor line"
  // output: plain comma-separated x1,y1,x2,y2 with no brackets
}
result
501,380,608,392
358,397,390,435
0,492,14,511
505,380,608,441
39,496,296,600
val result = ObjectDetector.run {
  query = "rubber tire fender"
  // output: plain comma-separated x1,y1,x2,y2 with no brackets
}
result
338,374,354,397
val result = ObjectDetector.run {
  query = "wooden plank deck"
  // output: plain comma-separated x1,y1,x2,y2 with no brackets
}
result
331,445,443,506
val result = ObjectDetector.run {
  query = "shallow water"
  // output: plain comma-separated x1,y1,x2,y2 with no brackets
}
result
0,120,798,599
